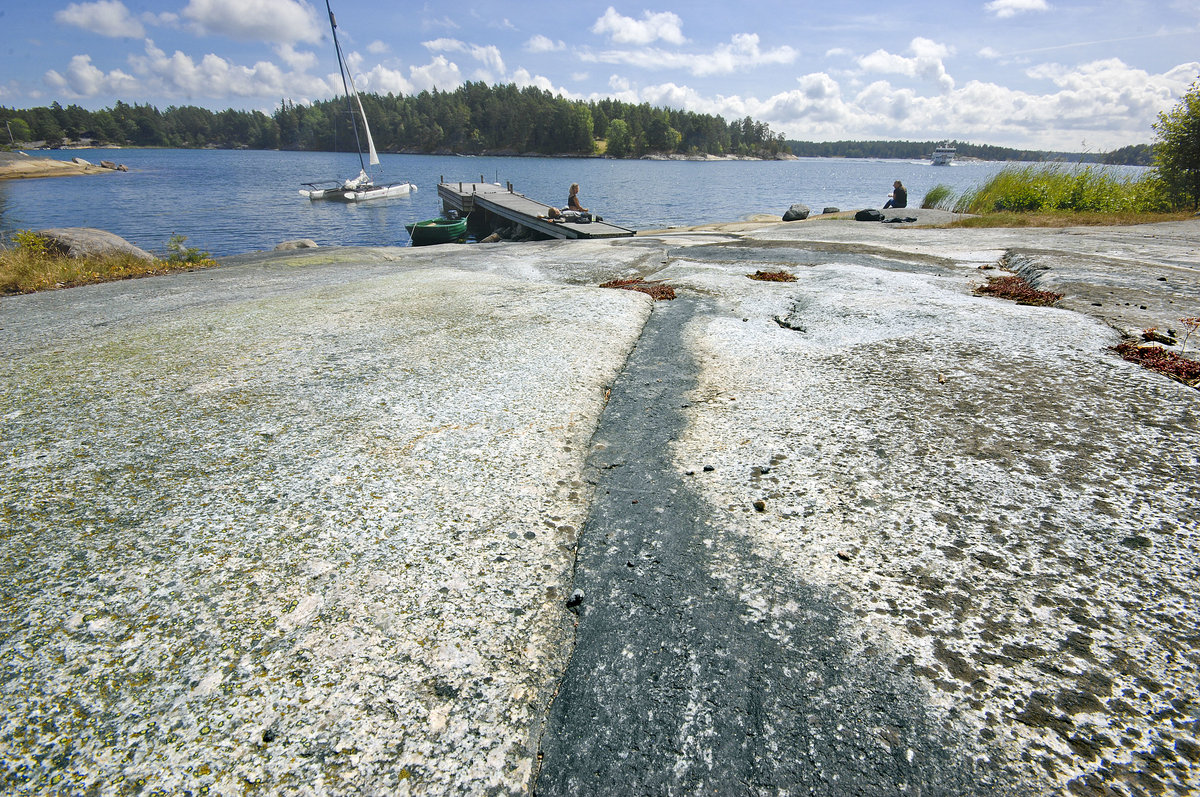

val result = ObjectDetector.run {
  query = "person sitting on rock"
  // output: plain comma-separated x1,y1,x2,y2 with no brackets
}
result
883,180,907,209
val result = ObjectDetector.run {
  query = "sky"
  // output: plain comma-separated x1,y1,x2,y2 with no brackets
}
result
2,0,1199,151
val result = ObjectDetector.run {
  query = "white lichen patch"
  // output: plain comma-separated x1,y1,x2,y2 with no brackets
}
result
0,266,650,795
670,258,1200,795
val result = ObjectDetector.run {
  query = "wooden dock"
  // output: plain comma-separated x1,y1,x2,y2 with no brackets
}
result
437,181,635,240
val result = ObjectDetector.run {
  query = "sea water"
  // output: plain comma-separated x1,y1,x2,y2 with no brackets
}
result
0,148,1148,257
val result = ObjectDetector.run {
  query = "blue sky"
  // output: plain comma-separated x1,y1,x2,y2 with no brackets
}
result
2,0,1198,150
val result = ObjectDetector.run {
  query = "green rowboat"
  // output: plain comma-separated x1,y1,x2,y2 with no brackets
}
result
405,216,468,245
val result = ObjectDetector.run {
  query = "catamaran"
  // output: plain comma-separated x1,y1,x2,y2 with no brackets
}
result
300,0,415,202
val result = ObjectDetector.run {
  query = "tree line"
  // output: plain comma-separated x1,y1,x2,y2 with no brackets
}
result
0,88,1159,166
784,138,1153,165
0,84,788,159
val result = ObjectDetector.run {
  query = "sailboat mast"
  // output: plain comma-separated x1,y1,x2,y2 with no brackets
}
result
325,0,367,173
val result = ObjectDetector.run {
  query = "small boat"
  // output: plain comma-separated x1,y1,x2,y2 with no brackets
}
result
931,144,956,166
406,213,468,245
300,1,415,201
301,169,416,202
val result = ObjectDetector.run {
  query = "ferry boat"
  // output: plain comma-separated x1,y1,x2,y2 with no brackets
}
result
931,144,956,166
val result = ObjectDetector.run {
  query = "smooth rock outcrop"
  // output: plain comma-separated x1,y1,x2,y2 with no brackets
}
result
2,219,1198,796
36,227,156,261
274,239,320,250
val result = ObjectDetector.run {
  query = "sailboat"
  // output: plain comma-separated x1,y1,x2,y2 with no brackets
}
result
300,0,415,202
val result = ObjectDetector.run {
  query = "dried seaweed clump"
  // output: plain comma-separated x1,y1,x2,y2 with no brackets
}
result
1112,342,1200,389
974,275,1063,306
747,270,797,282
599,278,676,301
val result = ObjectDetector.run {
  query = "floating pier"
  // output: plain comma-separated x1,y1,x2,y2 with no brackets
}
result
437,179,636,240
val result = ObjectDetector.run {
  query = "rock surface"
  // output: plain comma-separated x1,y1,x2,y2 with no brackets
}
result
782,202,810,221
274,238,320,250
36,227,156,261
1,218,1198,795
0,150,109,179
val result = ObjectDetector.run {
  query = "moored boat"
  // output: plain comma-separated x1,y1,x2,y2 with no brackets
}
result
405,214,468,245
299,0,415,201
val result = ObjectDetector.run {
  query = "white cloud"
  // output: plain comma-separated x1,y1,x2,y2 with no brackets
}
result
585,33,797,77
356,64,414,96
587,57,1195,151
857,37,955,93
104,38,336,101
985,0,1051,18
421,16,459,33
367,41,389,55
422,39,505,76
55,1,146,38
978,46,1002,59
275,43,317,71
408,55,463,92
142,11,179,27
526,34,566,53
44,54,139,96
591,7,685,46
181,0,322,44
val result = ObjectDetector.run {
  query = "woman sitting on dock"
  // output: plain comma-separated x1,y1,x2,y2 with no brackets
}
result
539,183,595,222
567,183,587,212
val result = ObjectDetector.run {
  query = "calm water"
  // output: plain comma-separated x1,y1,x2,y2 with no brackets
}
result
0,148,1147,257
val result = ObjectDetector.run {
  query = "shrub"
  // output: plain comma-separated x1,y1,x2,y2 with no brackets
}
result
165,234,216,266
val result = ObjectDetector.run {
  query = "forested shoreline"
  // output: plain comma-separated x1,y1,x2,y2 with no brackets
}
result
1,83,787,159
2,82,1151,164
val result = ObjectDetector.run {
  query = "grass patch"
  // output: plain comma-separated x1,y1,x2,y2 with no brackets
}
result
952,165,1172,215
1,231,218,294
974,274,1063,306
747,269,797,282
599,277,676,300
946,210,1194,228
1113,342,1200,389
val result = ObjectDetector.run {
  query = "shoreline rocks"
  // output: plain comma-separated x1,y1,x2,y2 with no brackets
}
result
0,151,124,180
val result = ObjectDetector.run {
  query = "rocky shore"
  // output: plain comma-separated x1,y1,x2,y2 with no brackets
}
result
0,150,124,179
1,217,1197,795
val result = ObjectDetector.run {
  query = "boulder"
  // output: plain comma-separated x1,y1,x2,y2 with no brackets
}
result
823,207,840,215
782,203,810,222
36,227,155,262
854,208,884,222
71,156,93,167
274,239,320,250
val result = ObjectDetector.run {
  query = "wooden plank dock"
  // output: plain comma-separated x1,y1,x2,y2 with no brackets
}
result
437,181,636,240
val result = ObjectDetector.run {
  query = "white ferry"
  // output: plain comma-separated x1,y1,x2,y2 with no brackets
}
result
931,144,956,166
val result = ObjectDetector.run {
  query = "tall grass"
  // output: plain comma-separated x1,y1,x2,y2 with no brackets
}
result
921,184,955,209
1,230,217,294
951,165,1171,214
